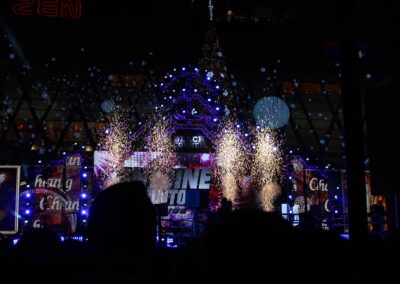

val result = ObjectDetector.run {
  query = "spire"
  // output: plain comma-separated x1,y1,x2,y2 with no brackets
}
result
208,0,214,21
198,24,229,91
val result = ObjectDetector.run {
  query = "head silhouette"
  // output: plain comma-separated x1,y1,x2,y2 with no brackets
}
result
88,181,156,266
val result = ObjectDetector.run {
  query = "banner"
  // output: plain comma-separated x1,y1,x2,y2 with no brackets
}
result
95,151,219,232
22,155,81,234
288,158,345,217
0,166,20,234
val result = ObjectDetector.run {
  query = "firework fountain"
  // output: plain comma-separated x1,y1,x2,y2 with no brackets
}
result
97,110,132,189
146,119,177,204
252,128,284,211
215,121,248,204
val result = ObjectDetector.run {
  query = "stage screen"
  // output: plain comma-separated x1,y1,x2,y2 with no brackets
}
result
0,166,20,234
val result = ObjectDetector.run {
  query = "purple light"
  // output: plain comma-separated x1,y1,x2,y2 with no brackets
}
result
236,124,240,128
201,154,210,162
105,129,110,134
25,193,31,198
213,118,218,122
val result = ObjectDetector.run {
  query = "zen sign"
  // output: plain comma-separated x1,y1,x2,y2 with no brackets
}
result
12,0,83,20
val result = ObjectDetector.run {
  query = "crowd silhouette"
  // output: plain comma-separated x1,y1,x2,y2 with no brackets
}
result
0,181,398,284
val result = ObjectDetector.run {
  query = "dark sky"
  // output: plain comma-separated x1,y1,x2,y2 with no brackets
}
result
1,0,399,74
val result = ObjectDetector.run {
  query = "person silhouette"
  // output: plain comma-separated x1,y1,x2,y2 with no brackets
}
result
87,181,156,282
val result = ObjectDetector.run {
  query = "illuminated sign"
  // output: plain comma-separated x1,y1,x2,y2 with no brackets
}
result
173,135,206,149
12,0,83,20
149,168,212,206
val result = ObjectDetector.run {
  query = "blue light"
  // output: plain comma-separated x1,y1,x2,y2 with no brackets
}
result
334,195,338,199
62,152,66,155
194,89,198,92
207,98,211,102
182,67,186,71
216,107,220,111
182,88,186,92
13,239,19,245
289,195,293,199
84,166,87,169
182,110,186,114
81,193,87,199
24,220,28,224
216,85,220,89
26,193,31,198
207,77,211,81
38,160,42,164
82,173,87,178
105,129,110,134
334,210,338,214
306,158,309,161
25,209,31,215
253,96,290,129
81,210,87,215
289,176,292,180
289,150,293,154
245,133,249,137
213,118,218,122
236,124,240,128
